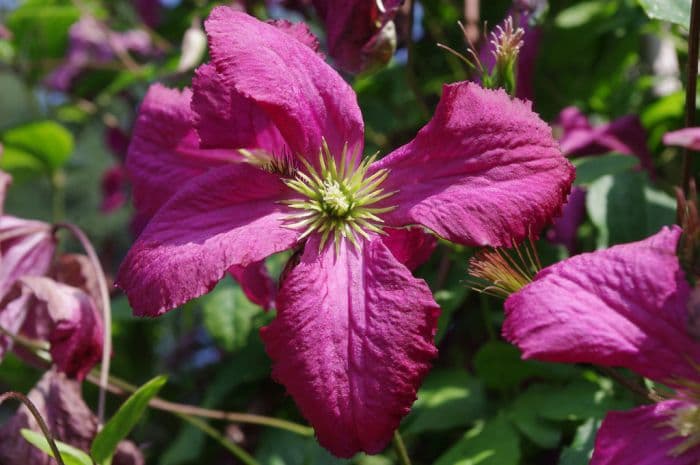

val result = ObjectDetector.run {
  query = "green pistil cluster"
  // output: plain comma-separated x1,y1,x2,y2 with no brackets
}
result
283,141,396,253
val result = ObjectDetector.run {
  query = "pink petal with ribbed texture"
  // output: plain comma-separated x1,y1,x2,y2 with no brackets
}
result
127,84,240,226
116,164,299,317
311,0,401,73
204,8,364,164
382,227,437,271
191,64,289,156
268,19,323,57
228,262,276,310
663,128,700,151
21,276,103,380
372,82,574,247
261,236,439,457
503,226,700,386
591,401,700,465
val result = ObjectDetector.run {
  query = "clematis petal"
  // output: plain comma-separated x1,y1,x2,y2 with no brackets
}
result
382,227,437,271
204,8,364,163
116,164,299,317
261,236,440,457
664,128,700,151
20,276,103,381
311,0,401,73
191,64,289,156
503,226,700,385
267,19,323,56
372,82,574,247
127,84,240,226
228,262,276,310
0,216,55,297
591,401,700,465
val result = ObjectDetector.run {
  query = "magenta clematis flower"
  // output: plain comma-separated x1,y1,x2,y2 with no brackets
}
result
546,107,656,254
503,226,700,465
116,8,574,456
0,169,102,380
46,16,154,92
664,127,700,151
310,0,402,73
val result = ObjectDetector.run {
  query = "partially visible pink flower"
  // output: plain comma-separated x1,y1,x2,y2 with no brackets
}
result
0,24,10,41
19,276,103,381
46,16,154,92
545,185,586,254
101,127,130,214
0,170,102,380
504,226,700,465
117,9,574,456
311,0,402,73
664,127,700,151
0,369,144,465
101,166,128,213
555,106,655,173
547,107,656,254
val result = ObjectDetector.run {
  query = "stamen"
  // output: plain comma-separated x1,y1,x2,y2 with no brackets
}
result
467,240,540,298
282,140,398,252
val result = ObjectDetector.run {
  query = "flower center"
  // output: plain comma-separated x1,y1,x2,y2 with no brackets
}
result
665,404,700,456
282,140,396,252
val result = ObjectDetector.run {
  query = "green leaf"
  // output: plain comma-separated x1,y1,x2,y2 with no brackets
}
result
0,145,46,181
255,429,346,465
3,121,74,171
573,153,639,185
559,419,601,465
586,172,675,248
555,1,613,28
402,369,485,434
7,3,80,62
201,280,264,352
91,375,167,465
474,341,578,390
21,429,93,465
638,0,691,27
434,415,520,465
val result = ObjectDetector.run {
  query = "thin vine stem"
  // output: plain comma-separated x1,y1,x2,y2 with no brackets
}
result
0,392,66,465
393,430,412,465
177,414,261,465
54,223,112,424
682,0,700,195
85,370,315,437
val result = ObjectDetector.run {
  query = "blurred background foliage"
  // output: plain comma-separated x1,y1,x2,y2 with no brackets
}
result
0,0,695,463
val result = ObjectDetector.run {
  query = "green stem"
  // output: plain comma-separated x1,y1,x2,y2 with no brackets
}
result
55,223,112,425
95,371,315,437
393,431,412,465
479,294,497,341
0,392,66,465
682,0,700,195
50,170,65,224
178,414,260,465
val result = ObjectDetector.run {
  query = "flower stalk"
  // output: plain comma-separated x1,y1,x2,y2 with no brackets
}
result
0,392,66,465
54,223,112,424
682,0,700,195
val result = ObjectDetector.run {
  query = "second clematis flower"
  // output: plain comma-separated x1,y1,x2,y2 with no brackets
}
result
503,226,700,465
116,7,574,457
